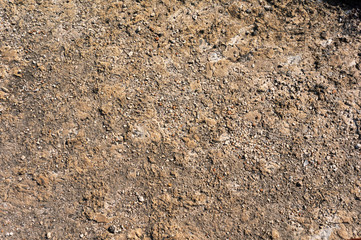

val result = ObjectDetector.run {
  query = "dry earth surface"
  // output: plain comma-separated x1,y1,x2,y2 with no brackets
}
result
1,0,361,239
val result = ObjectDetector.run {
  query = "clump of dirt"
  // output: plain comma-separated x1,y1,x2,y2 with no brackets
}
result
0,0,360,239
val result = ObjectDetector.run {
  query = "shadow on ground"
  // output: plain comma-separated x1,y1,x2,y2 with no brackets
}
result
323,0,361,9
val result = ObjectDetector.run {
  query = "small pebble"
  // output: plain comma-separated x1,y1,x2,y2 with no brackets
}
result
264,5,272,11
108,225,116,234
272,228,280,239
303,159,309,167
138,195,145,202
320,31,327,40
355,144,361,150
1,87,9,92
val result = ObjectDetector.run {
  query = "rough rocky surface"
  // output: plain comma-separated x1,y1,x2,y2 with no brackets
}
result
0,0,361,239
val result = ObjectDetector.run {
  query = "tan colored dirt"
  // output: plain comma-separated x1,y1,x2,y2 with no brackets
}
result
0,0,361,239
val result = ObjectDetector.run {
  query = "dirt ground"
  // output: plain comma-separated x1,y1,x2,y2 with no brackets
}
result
0,0,361,239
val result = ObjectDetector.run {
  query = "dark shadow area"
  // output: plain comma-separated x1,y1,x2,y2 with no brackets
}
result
321,0,361,36
322,0,361,9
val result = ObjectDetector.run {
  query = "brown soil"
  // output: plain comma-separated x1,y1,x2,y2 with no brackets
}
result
1,0,361,239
